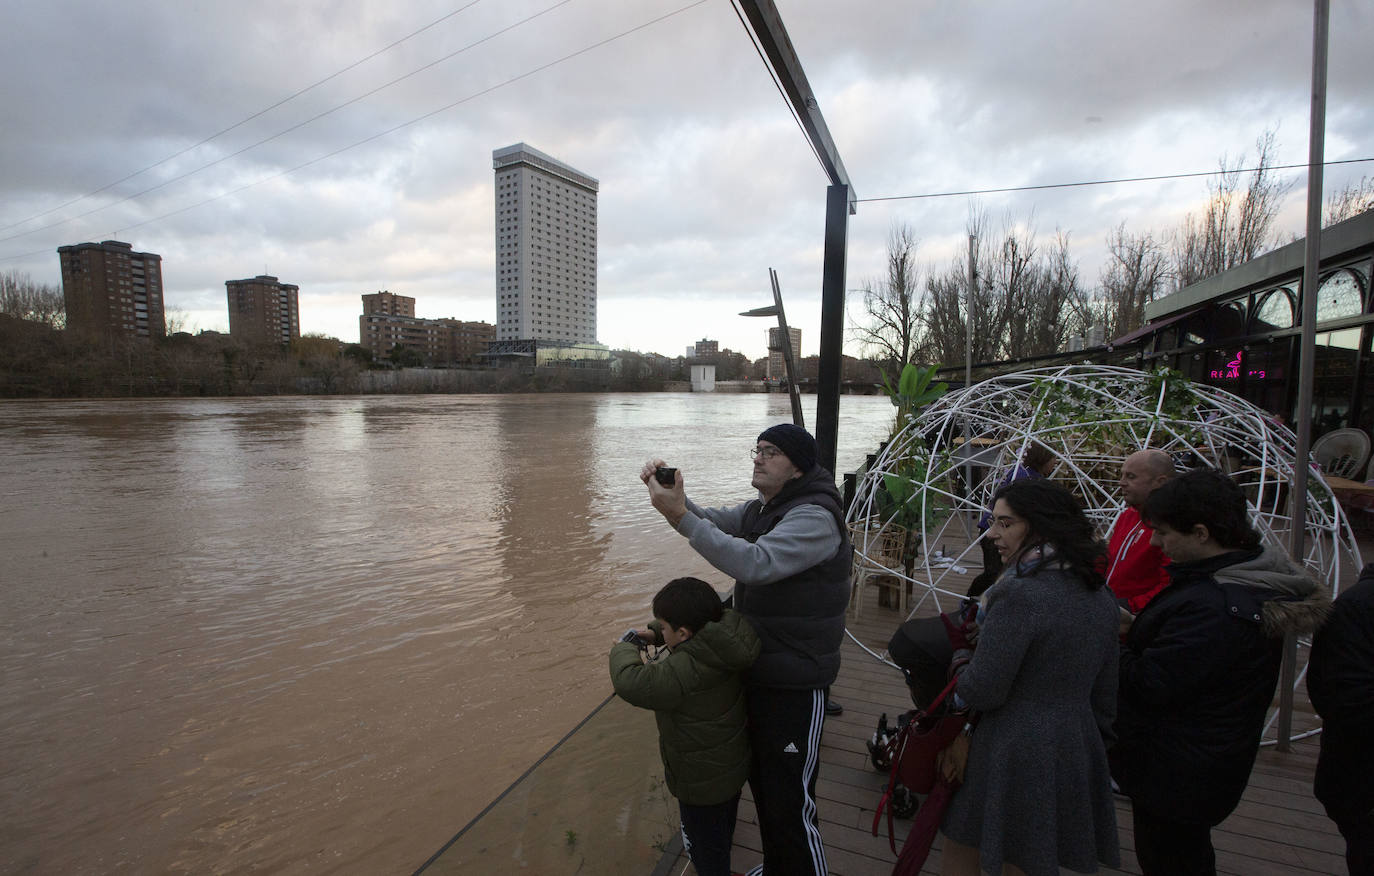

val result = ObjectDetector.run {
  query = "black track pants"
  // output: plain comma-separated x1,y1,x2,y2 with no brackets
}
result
744,686,828,876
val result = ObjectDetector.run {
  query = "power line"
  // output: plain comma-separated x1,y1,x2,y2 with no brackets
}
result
0,0,712,263
0,0,576,246
725,0,827,178
0,0,491,235
856,157,1374,203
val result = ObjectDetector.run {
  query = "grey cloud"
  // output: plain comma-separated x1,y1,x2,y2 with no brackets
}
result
3,0,1371,358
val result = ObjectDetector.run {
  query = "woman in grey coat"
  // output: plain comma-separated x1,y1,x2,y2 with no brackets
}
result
940,479,1121,876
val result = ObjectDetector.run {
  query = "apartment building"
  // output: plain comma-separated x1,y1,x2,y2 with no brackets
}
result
58,240,165,341
692,338,720,358
361,290,415,318
226,275,300,345
358,292,494,365
767,326,802,379
445,319,496,364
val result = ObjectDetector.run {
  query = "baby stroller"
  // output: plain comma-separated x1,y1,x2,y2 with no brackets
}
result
866,598,978,817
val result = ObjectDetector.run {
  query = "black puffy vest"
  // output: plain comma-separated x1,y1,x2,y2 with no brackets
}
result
735,467,851,689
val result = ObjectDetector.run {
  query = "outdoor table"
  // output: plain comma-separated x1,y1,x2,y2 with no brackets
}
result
1324,474,1374,533
1324,475,1374,494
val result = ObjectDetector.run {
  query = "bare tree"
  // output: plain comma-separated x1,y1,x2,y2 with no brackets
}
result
1098,224,1170,338
1,270,65,329
294,334,354,393
1172,129,1292,290
919,214,1085,363
164,306,196,335
916,211,1006,365
853,222,921,377
991,222,1044,359
1037,230,1085,352
1325,175,1374,226
991,226,1083,359
918,267,966,366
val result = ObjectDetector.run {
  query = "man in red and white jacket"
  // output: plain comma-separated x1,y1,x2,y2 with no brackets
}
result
1106,449,1175,614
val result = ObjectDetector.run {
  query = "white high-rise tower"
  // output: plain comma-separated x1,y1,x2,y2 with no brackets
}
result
492,143,599,344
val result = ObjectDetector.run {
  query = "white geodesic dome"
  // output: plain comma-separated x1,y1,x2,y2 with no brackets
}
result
848,364,1361,742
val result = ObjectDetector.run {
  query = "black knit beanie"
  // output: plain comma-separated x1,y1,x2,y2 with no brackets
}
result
757,423,818,473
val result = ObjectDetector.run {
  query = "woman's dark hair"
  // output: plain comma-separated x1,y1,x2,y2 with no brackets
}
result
652,577,724,632
1021,441,1055,473
992,479,1105,589
1141,468,1260,551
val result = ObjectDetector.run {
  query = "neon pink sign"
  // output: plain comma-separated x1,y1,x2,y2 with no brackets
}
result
1210,350,1265,380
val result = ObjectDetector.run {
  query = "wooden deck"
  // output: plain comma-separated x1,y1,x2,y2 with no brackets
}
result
656,542,1351,876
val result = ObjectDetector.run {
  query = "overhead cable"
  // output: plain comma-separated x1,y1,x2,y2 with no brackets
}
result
857,157,1374,204
726,0,827,178
0,0,491,235
0,0,576,246
0,0,712,261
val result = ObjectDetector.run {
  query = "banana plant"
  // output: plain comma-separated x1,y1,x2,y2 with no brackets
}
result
882,362,948,430
874,362,951,574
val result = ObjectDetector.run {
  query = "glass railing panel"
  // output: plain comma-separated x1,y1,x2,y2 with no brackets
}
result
416,693,678,875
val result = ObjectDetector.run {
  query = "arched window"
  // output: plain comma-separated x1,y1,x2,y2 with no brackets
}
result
1253,287,1295,332
1316,268,1366,324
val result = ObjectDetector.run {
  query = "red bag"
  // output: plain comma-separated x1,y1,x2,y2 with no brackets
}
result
871,675,967,854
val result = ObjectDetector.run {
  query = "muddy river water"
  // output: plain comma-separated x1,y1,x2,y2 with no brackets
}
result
0,392,893,874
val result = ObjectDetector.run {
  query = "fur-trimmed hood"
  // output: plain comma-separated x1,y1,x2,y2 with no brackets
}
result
1212,545,1331,638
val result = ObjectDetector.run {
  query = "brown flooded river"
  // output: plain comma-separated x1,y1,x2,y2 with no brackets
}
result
0,392,893,875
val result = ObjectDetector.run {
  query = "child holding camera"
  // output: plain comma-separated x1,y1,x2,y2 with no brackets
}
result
609,577,761,876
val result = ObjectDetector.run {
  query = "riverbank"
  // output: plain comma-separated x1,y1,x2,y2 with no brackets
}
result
1,315,675,398
2,316,890,400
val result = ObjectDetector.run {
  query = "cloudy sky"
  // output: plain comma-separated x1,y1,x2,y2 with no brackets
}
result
1,0,1369,360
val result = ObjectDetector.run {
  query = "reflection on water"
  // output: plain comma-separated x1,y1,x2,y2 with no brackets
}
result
494,397,611,607
0,393,893,874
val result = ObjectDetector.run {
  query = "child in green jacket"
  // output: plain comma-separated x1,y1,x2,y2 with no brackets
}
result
609,577,761,876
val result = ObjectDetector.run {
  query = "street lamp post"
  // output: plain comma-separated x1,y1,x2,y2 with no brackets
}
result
741,268,805,428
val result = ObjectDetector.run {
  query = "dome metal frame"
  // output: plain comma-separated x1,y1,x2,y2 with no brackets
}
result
847,364,1361,743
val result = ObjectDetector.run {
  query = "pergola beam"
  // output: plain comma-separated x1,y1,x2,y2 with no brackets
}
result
735,0,857,210
735,0,856,476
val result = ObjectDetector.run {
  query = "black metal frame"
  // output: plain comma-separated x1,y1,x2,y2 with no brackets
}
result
736,0,856,475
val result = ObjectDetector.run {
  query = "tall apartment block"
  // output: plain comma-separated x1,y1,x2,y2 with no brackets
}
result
57,240,165,341
492,143,598,344
767,326,802,379
226,275,300,344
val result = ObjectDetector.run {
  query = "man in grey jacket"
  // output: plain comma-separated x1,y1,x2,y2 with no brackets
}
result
642,423,850,876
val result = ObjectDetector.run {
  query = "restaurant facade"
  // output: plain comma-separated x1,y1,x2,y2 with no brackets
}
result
1131,209,1374,438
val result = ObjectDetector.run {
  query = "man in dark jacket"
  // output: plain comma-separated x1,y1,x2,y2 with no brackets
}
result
1308,562,1374,875
1111,469,1329,876
642,424,850,876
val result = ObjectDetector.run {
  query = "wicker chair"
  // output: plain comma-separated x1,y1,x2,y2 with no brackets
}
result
1312,428,1370,479
848,522,910,618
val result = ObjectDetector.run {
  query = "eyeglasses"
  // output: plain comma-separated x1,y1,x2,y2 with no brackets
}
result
750,446,784,460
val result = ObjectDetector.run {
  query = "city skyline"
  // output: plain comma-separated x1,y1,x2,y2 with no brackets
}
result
2,1,1371,361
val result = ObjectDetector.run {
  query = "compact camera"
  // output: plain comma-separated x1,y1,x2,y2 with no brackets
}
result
653,466,677,487
620,629,649,648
